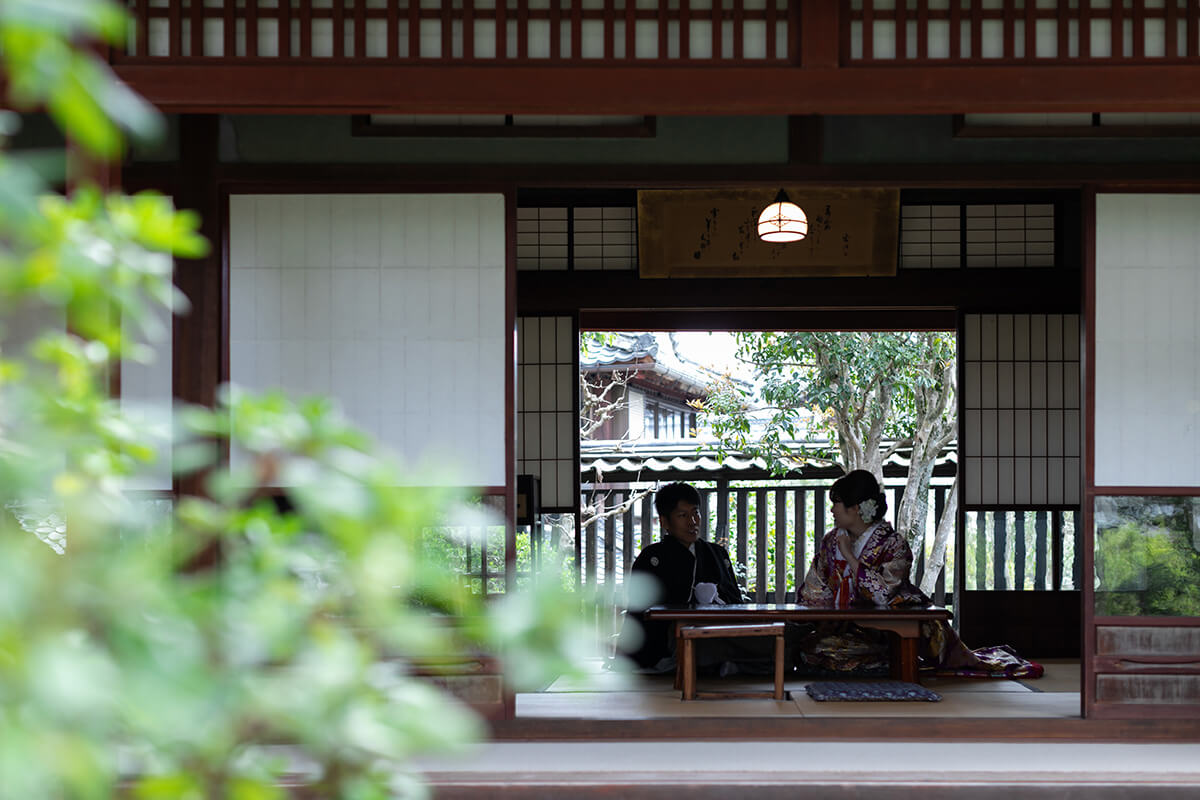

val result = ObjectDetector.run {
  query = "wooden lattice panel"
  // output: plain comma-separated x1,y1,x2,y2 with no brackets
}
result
963,313,1082,505
517,315,577,510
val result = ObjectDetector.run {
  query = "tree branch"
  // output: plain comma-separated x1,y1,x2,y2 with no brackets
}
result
581,484,656,531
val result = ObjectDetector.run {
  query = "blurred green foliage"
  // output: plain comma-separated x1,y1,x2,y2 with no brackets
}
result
1095,498,1200,616
0,2,591,798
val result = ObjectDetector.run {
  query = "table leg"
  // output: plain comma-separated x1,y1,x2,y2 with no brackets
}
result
673,623,682,691
681,638,696,701
773,633,785,700
897,636,918,684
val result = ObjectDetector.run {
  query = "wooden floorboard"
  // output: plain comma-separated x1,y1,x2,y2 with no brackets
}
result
489,658,1200,741
430,777,1200,800
420,741,1200,798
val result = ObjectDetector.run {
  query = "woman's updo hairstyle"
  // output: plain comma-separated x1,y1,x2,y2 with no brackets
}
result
830,469,888,523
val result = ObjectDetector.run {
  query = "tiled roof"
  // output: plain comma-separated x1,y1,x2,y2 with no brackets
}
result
581,332,734,396
580,438,957,481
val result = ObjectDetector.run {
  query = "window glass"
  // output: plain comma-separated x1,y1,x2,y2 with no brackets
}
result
1094,496,1200,616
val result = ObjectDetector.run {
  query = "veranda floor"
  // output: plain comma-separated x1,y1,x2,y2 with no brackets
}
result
514,657,1082,721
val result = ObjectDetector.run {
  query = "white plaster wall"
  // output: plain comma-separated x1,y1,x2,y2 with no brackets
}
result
1095,194,1200,487
229,193,507,487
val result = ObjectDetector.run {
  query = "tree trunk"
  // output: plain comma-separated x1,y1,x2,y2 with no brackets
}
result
897,457,935,583
896,422,943,580
920,473,958,597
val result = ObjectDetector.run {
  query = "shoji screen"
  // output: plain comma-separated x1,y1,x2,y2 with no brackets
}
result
963,313,1082,504
1095,194,1200,486
516,316,577,511
228,194,506,487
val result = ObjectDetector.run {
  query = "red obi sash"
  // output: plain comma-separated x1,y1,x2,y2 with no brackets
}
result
829,557,856,609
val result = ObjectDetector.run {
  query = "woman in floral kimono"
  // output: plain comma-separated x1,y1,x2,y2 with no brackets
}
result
798,470,1042,678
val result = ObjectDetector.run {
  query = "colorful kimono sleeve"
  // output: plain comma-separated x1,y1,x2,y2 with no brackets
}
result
855,527,915,606
799,534,835,606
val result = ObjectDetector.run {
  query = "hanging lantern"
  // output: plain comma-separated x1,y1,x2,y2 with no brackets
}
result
757,189,808,243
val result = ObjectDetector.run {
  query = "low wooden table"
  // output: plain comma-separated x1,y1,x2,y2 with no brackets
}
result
645,603,953,685
678,622,787,701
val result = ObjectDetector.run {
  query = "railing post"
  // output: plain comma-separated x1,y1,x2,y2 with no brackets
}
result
799,0,838,67
640,492,654,551
479,522,490,595
1071,511,1082,590
793,487,807,599
191,0,205,58
585,502,597,591
530,517,541,580
622,491,634,574
1014,509,1027,590
716,479,730,549
755,489,768,602
736,489,749,585
1052,509,1063,592
604,497,617,592
774,489,787,603
1034,510,1048,591
974,512,987,590
994,510,1008,590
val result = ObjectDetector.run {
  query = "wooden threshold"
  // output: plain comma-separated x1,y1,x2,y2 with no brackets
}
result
490,713,1200,741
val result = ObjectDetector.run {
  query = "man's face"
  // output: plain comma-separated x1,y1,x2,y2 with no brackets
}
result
662,500,701,546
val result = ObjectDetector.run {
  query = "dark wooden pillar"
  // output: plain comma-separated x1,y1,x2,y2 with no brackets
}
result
173,114,223,499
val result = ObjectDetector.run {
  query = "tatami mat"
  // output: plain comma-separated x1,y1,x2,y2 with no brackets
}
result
517,690,806,718
521,657,1082,719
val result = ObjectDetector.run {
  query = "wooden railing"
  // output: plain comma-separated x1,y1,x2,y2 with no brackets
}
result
118,1,1200,67
577,481,955,602
572,484,1083,594
559,482,1080,645
846,0,1200,65
964,508,1081,591
118,0,796,64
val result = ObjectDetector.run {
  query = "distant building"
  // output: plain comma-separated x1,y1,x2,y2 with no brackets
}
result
580,332,711,442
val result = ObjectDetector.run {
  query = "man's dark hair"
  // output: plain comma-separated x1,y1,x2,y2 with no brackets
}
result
655,482,701,518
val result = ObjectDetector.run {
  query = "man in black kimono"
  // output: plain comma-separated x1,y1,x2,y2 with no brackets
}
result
617,482,747,671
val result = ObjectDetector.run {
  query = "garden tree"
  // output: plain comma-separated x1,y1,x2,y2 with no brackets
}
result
579,367,632,440
698,331,957,594
0,3,589,798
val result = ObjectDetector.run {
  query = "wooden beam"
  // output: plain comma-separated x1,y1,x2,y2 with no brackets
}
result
114,63,1200,115
115,161,1200,194
523,268,1083,317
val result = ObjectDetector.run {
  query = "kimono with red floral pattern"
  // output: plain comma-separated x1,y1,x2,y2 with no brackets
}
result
798,521,1043,677
800,521,926,608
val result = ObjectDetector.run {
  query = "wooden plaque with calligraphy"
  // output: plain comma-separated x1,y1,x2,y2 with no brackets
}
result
637,188,900,279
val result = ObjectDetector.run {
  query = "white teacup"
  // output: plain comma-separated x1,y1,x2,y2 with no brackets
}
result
693,582,718,604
